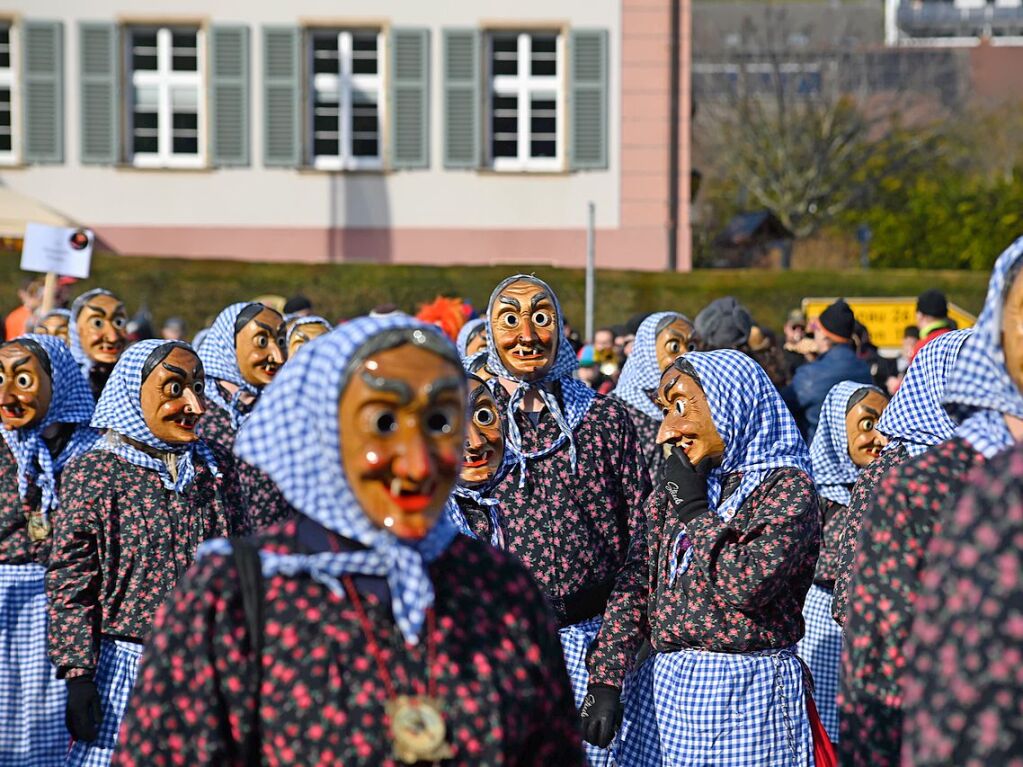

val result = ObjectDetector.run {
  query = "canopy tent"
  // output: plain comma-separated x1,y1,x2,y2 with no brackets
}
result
0,186,77,240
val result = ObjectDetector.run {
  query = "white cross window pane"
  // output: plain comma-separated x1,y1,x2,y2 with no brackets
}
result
351,90,378,157
0,87,11,152
171,86,199,155
530,96,557,158
491,94,517,158
491,34,518,76
351,33,377,75
132,84,159,154
312,33,339,75
132,30,158,71
0,24,14,161
171,30,198,72
530,34,557,77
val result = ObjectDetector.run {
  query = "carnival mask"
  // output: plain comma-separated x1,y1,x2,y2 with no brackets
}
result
656,364,725,467
464,324,488,358
1002,266,1023,396
140,346,206,444
77,293,127,364
0,343,53,431
490,279,559,382
461,378,505,487
34,314,70,344
845,389,889,468
467,354,495,383
236,308,285,387
339,343,465,541
656,317,694,373
287,321,330,359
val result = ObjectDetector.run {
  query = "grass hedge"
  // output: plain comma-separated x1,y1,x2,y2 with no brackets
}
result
2,251,990,336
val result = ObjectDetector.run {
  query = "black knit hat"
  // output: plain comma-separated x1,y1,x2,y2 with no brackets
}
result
818,299,855,342
916,289,948,318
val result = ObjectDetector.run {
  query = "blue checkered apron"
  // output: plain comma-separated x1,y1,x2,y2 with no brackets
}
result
64,640,143,767
0,564,66,767
615,646,813,767
797,584,841,743
560,617,616,767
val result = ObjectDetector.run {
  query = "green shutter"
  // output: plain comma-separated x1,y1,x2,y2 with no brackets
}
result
389,28,429,170
262,26,300,167
211,25,249,166
569,29,608,170
442,29,479,169
23,20,64,164
79,22,119,165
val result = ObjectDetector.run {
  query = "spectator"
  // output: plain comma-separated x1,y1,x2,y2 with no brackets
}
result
910,289,955,361
282,293,313,318
161,317,186,341
577,344,614,394
853,321,898,392
781,299,872,442
899,325,919,375
748,325,791,389
783,308,815,375
692,296,752,351
5,276,44,339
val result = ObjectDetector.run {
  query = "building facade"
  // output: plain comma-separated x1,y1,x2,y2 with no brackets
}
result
0,0,692,271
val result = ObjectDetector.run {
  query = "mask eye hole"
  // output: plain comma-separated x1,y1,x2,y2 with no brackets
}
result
674,400,686,416
89,317,104,330
666,340,680,354
859,418,875,432
473,406,496,427
374,412,398,435
15,373,32,389
502,313,519,328
254,334,268,349
192,381,205,395
167,381,183,397
426,409,453,436
532,311,552,328
112,317,127,330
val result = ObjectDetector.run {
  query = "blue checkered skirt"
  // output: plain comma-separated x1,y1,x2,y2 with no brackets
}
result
64,640,142,767
560,617,615,767
615,647,813,767
797,584,841,742
0,564,66,767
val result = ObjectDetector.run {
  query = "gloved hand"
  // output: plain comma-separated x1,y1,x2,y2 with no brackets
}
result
662,446,713,524
580,683,622,749
66,676,102,742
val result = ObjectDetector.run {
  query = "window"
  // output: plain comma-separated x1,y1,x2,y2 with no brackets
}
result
128,27,205,168
487,31,562,172
308,29,383,170
0,23,15,163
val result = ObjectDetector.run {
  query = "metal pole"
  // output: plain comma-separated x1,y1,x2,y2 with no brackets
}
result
585,202,595,343
667,0,681,271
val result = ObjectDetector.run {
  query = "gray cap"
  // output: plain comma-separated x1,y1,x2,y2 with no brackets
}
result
694,296,753,350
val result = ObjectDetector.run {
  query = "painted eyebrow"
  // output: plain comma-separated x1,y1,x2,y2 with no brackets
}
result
498,295,521,311
661,373,681,403
252,320,278,334
426,376,464,404
468,384,493,406
860,406,883,419
360,371,413,405
161,362,188,378
530,291,552,311
1,356,32,373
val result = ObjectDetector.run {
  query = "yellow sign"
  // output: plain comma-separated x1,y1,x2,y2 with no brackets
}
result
801,297,975,350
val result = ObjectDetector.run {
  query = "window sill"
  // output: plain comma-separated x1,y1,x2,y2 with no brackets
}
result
115,163,215,173
475,167,572,177
296,165,390,175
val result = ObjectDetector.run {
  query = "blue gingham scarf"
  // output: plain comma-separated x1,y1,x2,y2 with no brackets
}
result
197,303,262,430
877,328,971,457
68,288,117,373
451,414,514,548
0,334,98,521
809,380,884,507
285,316,332,350
614,311,688,420
485,275,596,484
456,318,486,359
90,340,219,493
227,315,460,644
945,236,1023,458
670,349,811,582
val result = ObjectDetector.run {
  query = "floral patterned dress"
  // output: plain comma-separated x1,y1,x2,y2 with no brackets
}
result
838,436,983,766
900,443,1023,766
111,516,585,767
613,397,665,485
0,441,48,565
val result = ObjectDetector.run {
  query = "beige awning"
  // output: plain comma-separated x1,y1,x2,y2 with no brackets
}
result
0,186,77,238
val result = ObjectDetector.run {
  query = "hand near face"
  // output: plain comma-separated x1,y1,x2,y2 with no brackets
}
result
656,367,725,468
236,308,285,387
490,279,559,382
0,344,52,430
460,379,505,487
77,294,127,364
140,347,206,444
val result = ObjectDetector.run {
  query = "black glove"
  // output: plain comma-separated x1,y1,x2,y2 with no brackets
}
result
65,676,102,742
580,683,622,749
662,447,713,524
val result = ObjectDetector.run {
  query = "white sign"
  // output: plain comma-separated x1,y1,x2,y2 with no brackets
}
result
20,222,94,279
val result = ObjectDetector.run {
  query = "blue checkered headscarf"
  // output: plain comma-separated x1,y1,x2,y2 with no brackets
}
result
68,288,118,373
877,328,971,457
485,275,596,483
91,340,219,493
0,334,98,521
456,317,486,359
231,315,461,644
945,237,1023,459
614,311,689,420
286,316,332,351
670,349,811,582
809,381,885,507
197,302,265,429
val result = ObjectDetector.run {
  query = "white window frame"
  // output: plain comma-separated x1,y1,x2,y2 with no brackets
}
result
0,22,18,165
128,26,206,169
308,29,385,171
488,31,563,173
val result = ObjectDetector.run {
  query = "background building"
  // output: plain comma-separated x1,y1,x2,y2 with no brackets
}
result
0,0,692,271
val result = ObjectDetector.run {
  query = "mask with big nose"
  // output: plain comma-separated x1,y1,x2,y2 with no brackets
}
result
490,278,559,382
655,359,725,468
0,341,53,431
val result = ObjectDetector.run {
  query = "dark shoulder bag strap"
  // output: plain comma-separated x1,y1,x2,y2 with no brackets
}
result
232,539,264,766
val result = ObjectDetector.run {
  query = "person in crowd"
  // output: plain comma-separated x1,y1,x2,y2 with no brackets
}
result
691,296,752,352
447,374,511,548
898,325,920,376
781,299,872,442
852,321,898,392
0,335,98,767
900,442,1023,766
159,317,186,342
611,311,693,483
415,296,468,342
455,317,487,360
783,308,814,375
47,340,247,767
747,324,791,389
485,275,650,765
5,278,44,341
613,325,636,361
577,345,615,395
799,380,890,744
31,309,71,346
196,302,293,529
68,289,129,400
838,236,1023,766
614,350,827,766
281,294,313,319
910,289,955,361
830,328,970,625
284,315,331,359
112,316,585,766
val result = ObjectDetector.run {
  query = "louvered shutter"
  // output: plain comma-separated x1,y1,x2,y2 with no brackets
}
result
389,28,429,170
569,29,608,170
262,26,300,167
442,29,479,169
23,20,64,164
211,25,249,166
79,22,118,165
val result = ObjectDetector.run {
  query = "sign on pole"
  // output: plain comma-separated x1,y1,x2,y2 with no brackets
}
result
20,223,94,279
